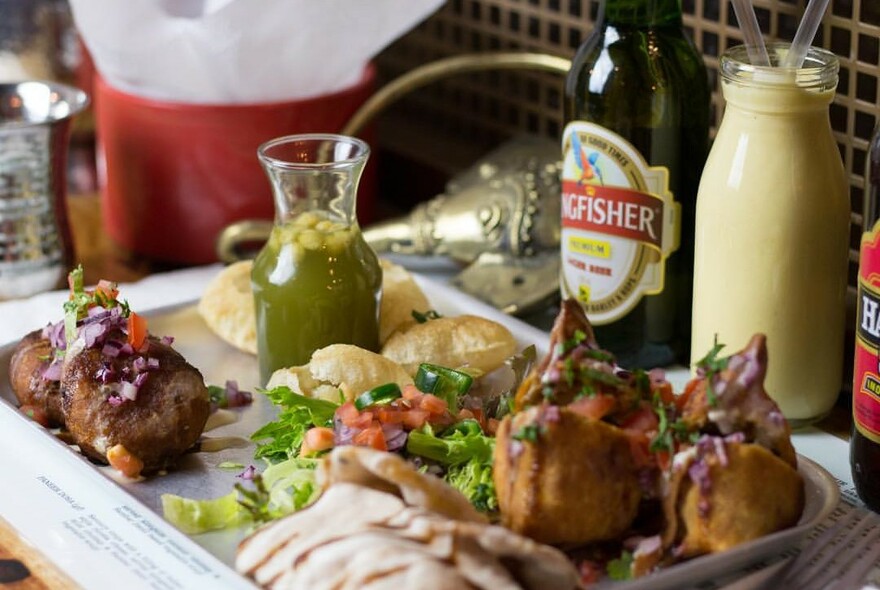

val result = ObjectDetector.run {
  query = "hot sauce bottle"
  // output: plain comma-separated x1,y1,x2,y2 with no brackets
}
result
561,0,710,367
852,124,880,512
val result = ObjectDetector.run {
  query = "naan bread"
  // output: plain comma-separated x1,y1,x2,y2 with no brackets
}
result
320,445,486,523
236,447,581,590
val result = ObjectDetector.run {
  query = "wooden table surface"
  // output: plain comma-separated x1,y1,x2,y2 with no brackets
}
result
0,192,856,588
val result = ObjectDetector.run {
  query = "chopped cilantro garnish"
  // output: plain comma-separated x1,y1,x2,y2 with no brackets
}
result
695,337,729,407
632,368,651,398
583,348,614,363
575,383,596,400
563,357,576,387
581,367,623,387
649,393,673,453
607,551,634,581
563,328,588,352
512,423,543,443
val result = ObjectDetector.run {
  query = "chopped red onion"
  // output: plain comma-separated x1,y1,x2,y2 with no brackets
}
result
41,360,62,382
542,405,561,423
237,465,257,480
146,358,159,370
133,372,149,388
80,322,108,348
712,437,728,467
334,424,358,446
132,356,147,373
385,427,408,452
632,534,663,558
42,320,66,351
688,459,711,496
508,439,524,459
102,341,124,358
118,381,138,401
724,432,746,444
107,394,125,407
161,335,174,346
95,363,116,384
224,380,253,408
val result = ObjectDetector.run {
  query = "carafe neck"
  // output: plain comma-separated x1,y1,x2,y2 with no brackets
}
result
258,134,369,226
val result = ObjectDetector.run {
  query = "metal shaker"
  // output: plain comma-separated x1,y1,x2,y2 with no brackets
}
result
0,81,87,299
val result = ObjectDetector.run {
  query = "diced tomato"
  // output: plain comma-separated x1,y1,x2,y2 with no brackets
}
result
401,409,430,430
95,279,119,301
567,394,616,420
418,393,448,415
677,378,701,412
655,449,671,471
486,418,500,436
107,444,144,478
19,404,49,427
457,408,475,421
619,403,659,435
651,380,675,406
402,384,422,401
353,426,388,451
127,311,148,350
336,402,360,425
300,427,335,456
377,407,404,424
350,411,374,430
470,408,486,429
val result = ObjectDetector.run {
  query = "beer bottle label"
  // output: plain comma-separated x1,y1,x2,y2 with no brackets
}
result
854,219,880,444
560,122,680,324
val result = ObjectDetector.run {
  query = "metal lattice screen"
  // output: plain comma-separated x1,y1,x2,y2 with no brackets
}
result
375,0,880,291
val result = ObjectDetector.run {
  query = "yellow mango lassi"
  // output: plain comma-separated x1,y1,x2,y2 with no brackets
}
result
691,44,849,425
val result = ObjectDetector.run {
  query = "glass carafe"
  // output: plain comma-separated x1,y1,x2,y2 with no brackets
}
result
691,44,849,426
251,134,382,384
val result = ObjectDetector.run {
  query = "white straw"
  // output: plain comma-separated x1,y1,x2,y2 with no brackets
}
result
730,0,771,66
782,0,831,68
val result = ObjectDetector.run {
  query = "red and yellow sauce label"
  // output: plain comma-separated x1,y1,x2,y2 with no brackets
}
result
855,220,880,444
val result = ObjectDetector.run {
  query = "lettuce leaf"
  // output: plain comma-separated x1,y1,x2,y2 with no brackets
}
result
445,459,497,513
162,457,320,534
250,386,338,462
405,419,497,513
161,491,249,534
405,419,493,466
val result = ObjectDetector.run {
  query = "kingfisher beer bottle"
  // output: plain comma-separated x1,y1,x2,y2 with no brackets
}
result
561,0,709,367
852,124,880,512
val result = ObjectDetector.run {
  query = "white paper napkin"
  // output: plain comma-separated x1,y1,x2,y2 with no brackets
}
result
68,0,446,103
0,264,223,346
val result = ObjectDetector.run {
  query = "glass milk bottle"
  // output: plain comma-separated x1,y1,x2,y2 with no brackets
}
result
251,134,382,385
691,44,849,426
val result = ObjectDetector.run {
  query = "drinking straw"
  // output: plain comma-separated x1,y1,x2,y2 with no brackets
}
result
730,0,771,66
782,0,831,68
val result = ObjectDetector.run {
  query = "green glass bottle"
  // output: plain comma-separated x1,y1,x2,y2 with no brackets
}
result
561,0,710,368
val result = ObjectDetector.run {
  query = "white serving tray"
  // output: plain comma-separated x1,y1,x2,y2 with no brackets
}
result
0,274,839,589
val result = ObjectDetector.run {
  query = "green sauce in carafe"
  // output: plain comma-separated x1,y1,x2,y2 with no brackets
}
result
252,210,381,384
